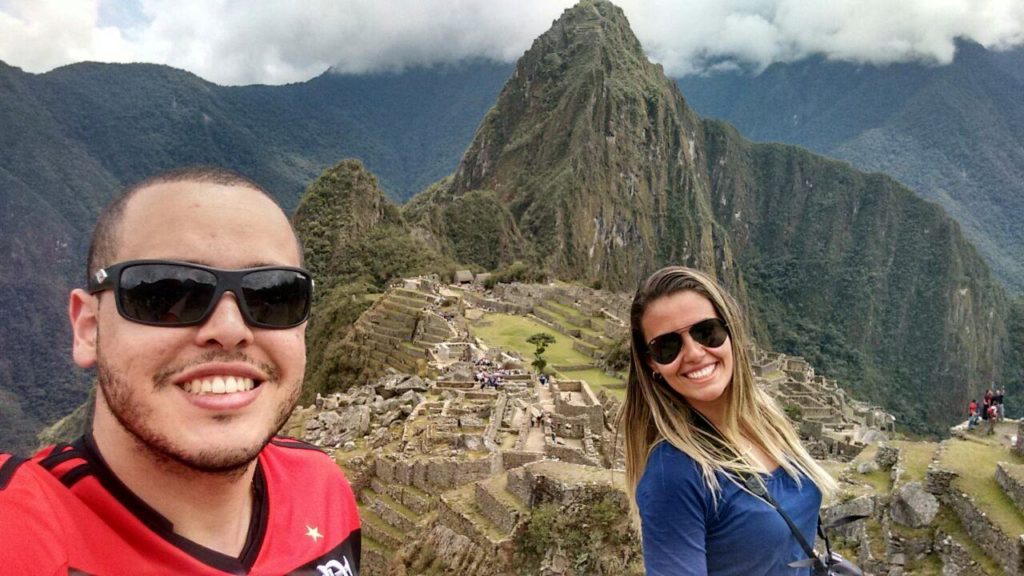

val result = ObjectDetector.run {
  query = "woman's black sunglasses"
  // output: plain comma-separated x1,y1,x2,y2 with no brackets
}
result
88,260,313,329
646,318,729,365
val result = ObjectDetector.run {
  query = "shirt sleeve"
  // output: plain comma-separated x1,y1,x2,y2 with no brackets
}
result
636,444,710,576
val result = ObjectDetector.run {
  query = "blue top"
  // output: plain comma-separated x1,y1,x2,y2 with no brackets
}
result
637,441,822,575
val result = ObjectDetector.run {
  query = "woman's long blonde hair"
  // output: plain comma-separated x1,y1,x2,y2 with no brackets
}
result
619,266,836,509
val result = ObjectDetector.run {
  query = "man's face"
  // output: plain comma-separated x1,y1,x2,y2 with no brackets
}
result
72,181,306,472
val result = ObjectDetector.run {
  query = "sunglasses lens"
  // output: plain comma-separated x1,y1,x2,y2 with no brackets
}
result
690,318,728,348
241,270,312,327
119,264,217,325
648,333,683,365
647,318,729,365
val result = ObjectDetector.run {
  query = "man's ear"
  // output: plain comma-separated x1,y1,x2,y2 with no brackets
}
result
69,288,99,368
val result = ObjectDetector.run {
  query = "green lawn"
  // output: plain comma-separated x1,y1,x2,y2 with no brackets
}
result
939,437,1024,538
891,440,938,485
471,313,625,398
471,313,595,366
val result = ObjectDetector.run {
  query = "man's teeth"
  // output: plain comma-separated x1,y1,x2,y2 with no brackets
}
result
685,364,716,379
181,376,255,395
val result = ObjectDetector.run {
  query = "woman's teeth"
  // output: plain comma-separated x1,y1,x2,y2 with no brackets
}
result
685,364,716,379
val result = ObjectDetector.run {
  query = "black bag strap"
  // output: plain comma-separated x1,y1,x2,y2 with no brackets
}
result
741,474,824,567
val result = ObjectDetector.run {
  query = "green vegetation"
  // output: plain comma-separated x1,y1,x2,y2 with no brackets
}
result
515,492,642,575
301,282,378,402
939,437,1024,537
526,332,557,373
602,337,630,373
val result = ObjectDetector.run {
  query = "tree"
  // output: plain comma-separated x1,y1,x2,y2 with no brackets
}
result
527,332,556,373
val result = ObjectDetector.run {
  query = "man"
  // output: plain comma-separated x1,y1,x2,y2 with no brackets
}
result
0,168,361,574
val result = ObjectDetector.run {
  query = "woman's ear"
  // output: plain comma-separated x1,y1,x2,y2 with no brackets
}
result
69,288,99,368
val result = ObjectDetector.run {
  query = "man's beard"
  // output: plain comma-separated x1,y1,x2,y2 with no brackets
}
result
96,352,300,476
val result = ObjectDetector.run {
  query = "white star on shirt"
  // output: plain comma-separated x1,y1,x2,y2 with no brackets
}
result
305,525,323,543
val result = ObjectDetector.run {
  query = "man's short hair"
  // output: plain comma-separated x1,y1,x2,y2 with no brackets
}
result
86,167,301,281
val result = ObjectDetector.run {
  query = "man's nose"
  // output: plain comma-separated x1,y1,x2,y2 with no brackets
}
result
194,293,254,349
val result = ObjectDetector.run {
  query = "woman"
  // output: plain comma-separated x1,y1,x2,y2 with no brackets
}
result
619,266,836,575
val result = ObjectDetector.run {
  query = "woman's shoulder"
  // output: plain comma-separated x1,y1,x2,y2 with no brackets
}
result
638,441,707,494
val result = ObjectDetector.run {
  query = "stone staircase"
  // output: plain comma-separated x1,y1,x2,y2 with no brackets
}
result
348,286,457,379
357,474,438,574
436,468,530,565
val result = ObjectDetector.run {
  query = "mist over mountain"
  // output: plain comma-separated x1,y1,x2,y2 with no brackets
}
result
677,41,1024,293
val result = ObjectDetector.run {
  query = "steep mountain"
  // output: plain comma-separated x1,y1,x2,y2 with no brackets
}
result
0,60,508,453
676,42,1024,293
404,0,744,294
293,159,448,399
394,0,1008,433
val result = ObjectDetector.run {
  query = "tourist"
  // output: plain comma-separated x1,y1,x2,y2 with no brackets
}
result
0,168,361,574
994,388,1005,421
620,266,836,575
968,399,979,430
987,403,999,435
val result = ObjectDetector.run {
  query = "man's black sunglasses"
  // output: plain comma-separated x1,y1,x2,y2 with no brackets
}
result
646,318,729,365
88,260,313,329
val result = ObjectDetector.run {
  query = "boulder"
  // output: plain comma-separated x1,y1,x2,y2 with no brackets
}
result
395,375,430,393
857,460,880,474
822,494,874,540
890,481,939,528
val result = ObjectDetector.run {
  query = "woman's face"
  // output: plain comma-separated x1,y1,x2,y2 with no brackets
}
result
641,290,734,421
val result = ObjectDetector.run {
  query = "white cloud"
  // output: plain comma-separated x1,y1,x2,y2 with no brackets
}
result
621,0,1024,76
0,0,135,72
0,0,1021,84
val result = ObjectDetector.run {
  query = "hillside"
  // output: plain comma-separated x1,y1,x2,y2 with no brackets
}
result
677,41,1024,293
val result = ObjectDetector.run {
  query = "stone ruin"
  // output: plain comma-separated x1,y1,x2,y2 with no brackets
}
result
750,349,895,460
294,275,897,575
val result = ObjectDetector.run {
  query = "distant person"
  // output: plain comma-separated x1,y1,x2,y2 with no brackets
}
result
620,266,836,575
968,399,980,430
993,388,1005,421
987,403,999,435
0,168,361,574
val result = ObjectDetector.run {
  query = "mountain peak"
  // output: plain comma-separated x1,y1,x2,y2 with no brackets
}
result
442,0,716,289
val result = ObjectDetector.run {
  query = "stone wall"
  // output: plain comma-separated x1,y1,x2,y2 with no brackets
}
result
484,393,508,444
375,454,502,492
943,486,1024,574
552,382,605,431
933,530,988,576
546,442,601,467
995,462,1024,512
437,494,502,557
462,291,531,315
1016,420,1024,456
502,451,546,470
371,477,434,515
474,482,521,534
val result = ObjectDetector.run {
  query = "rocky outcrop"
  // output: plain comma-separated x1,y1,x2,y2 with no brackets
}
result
890,482,939,528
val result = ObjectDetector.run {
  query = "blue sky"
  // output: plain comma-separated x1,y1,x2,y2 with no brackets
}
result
1,0,1022,85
